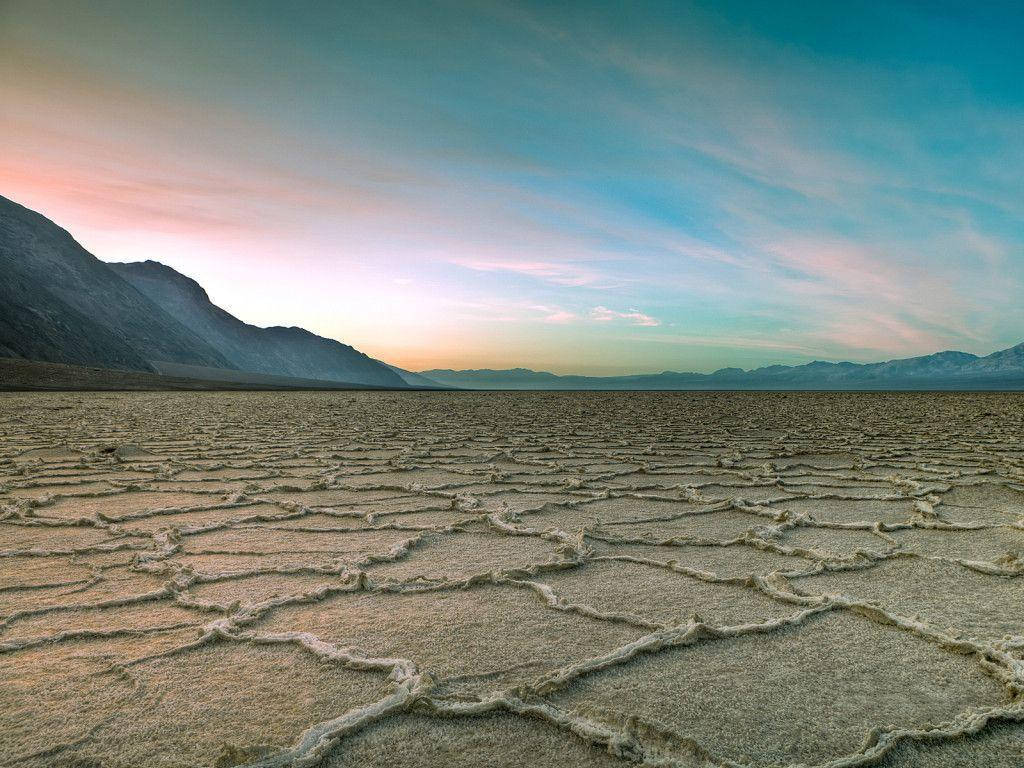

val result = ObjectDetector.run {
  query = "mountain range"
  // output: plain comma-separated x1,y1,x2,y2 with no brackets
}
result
3,192,1024,391
423,345,1024,390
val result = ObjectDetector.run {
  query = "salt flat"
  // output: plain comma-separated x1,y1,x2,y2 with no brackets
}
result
0,391,1022,767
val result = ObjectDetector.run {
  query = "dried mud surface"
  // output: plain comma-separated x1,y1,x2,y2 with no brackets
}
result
0,391,1022,767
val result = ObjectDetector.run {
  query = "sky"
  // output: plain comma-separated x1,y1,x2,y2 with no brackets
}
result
1,1,1022,375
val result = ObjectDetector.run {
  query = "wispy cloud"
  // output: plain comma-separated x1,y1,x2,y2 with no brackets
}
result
449,258,606,287
590,306,660,327
532,305,576,324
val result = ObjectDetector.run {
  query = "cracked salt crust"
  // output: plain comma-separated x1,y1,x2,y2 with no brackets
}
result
0,391,1022,767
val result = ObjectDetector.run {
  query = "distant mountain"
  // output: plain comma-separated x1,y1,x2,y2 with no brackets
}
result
421,345,1024,390
0,195,231,371
109,260,405,387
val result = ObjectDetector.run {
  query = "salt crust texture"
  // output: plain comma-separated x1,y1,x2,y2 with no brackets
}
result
0,391,1022,767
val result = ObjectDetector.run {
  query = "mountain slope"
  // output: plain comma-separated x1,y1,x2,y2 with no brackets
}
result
421,345,1024,390
0,195,233,371
109,260,405,387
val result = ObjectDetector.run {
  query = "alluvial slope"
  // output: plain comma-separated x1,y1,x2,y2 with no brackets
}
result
0,357,397,391
0,195,233,372
106,260,406,387
1,391,1023,767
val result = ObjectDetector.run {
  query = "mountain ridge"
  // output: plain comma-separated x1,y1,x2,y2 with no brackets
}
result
420,343,1024,390
109,259,405,387
0,194,407,387
0,195,233,371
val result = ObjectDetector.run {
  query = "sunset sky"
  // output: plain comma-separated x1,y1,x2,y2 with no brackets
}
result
2,1,1022,374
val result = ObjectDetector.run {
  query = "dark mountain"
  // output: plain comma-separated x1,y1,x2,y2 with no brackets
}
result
0,194,407,387
109,260,405,387
421,345,1024,390
0,195,232,371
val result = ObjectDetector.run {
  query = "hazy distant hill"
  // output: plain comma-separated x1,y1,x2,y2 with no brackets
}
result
421,346,1024,390
110,260,405,387
0,195,232,371
382,364,443,388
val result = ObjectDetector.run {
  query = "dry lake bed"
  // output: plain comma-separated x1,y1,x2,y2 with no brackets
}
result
1,391,1022,768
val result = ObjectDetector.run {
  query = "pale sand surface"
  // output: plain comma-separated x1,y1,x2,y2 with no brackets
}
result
0,391,1022,767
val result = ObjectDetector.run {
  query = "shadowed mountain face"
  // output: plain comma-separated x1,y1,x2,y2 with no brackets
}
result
109,261,405,387
0,194,405,387
422,346,1024,390
0,195,232,371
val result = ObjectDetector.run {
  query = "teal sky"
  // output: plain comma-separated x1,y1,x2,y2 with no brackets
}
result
2,1,1022,373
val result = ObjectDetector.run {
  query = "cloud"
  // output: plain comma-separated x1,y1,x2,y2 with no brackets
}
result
441,298,579,326
530,305,577,324
450,258,605,287
589,306,660,327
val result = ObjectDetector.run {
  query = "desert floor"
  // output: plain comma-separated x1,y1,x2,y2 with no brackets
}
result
0,391,1022,768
